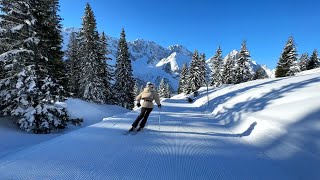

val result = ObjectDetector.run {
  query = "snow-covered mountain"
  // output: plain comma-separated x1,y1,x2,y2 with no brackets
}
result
62,28,193,90
62,28,272,91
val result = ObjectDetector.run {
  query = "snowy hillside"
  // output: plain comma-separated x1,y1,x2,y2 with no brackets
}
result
0,68,319,179
62,28,271,91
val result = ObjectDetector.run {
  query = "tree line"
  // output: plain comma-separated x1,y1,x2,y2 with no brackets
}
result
0,1,135,133
178,38,319,95
65,4,135,110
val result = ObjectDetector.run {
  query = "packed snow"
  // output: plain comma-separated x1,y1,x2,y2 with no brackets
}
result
0,69,319,179
0,98,129,159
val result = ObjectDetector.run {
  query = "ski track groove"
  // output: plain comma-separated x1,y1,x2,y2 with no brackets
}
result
175,116,230,180
0,100,317,179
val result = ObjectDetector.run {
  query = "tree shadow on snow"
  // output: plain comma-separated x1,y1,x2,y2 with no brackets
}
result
258,108,320,179
148,121,257,138
206,77,320,128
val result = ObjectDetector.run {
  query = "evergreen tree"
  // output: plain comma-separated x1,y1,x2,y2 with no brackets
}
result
307,49,319,70
187,50,203,93
33,0,66,89
289,58,301,75
65,31,81,96
159,78,171,98
178,63,189,93
113,28,135,109
159,78,166,98
78,3,107,103
299,53,309,71
210,46,223,87
98,32,113,103
0,0,70,133
275,36,298,77
165,83,172,98
199,53,207,87
235,40,252,83
223,55,236,84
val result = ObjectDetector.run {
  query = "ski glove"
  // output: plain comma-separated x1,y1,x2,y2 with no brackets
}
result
137,102,141,107
158,104,162,108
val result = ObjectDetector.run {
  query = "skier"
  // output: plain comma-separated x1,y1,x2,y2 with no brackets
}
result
129,82,161,132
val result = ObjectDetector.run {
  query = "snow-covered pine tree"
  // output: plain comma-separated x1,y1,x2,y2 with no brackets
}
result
199,53,207,87
289,58,301,75
275,36,298,77
252,67,268,80
65,31,81,96
307,49,319,70
158,78,166,98
78,3,107,103
159,78,171,98
113,28,135,109
0,0,70,133
223,55,236,84
235,40,252,83
98,32,113,103
33,0,66,90
187,50,203,93
178,63,189,94
299,53,309,72
165,83,172,98
210,46,223,87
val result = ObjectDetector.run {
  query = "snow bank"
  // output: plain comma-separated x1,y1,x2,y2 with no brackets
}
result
0,98,129,158
191,70,320,158
61,98,129,126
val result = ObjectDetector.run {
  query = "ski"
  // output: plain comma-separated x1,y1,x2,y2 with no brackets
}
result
123,130,133,135
123,128,143,135
131,128,144,135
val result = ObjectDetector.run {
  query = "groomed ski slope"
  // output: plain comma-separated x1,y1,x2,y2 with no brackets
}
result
0,69,319,180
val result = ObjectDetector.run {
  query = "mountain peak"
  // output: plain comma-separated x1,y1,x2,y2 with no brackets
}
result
168,45,192,56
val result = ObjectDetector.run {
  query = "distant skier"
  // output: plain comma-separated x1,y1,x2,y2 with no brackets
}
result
129,82,161,132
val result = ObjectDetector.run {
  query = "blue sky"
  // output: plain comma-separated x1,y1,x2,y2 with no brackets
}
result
59,0,320,69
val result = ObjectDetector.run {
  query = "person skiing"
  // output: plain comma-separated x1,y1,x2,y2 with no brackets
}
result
129,82,161,132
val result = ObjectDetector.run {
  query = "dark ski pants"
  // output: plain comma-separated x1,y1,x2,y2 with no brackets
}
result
132,107,153,129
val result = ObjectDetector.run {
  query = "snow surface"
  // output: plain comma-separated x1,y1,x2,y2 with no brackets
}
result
0,98,128,159
0,69,319,179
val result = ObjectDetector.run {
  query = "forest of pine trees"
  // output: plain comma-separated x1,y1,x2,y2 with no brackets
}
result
66,4,134,109
0,1,319,133
275,36,319,78
0,0,70,133
0,1,135,133
178,36,319,94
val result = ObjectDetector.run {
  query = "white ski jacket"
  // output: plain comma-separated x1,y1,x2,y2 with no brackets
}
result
136,87,160,108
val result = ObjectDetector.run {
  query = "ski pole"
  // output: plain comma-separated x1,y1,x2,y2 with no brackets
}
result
158,108,161,131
